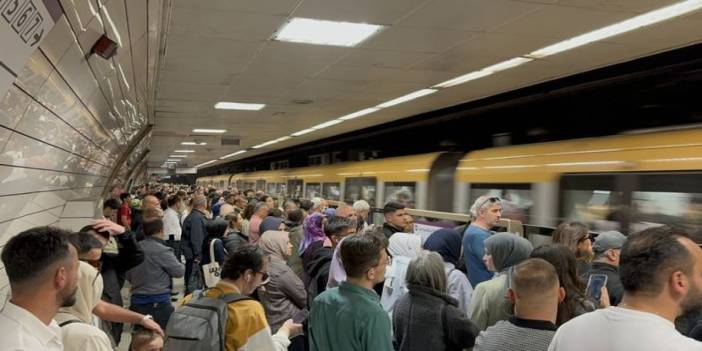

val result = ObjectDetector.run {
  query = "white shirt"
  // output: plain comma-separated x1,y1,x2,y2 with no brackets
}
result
0,300,63,351
445,262,473,314
548,307,702,351
164,207,183,240
61,322,112,351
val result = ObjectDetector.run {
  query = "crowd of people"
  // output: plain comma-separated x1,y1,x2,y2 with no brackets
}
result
2,187,702,351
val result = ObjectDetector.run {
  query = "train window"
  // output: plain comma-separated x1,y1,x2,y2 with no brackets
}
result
277,183,287,197
469,183,533,223
306,183,322,199
267,182,276,195
322,182,341,201
560,174,622,231
345,177,376,204
630,191,702,235
243,181,255,191
256,180,266,192
219,180,225,188
288,179,303,199
384,182,416,208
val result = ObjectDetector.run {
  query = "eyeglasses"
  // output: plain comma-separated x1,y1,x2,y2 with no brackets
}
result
478,197,500,209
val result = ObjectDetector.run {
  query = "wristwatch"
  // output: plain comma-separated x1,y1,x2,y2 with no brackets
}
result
140,314,154,325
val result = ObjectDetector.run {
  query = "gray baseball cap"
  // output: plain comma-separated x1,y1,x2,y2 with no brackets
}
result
593,230,627,253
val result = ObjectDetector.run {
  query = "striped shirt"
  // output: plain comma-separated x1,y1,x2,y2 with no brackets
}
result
475,317,556,351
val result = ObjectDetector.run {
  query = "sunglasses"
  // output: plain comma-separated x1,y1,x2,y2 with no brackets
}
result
479,197,500,209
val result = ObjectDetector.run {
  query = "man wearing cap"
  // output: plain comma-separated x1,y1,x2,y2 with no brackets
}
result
583,230,627,306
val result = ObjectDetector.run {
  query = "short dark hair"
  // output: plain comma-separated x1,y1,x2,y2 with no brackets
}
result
383,201,405,214
287,209,304,225
268,208,284,218
299,199,313,211
66,232,104,257
512,258,560,298
340,234,383,278
207,218,228,238
325,216,354,237
143,219,164,237
78,225,110,241
1,226,73,286
221,245,265,280
120,193,131,201
167,195,180,208
620,226,693,295
104,198,120,210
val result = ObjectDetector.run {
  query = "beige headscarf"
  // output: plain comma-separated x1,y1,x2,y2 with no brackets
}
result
258,230,290,259
56,261,104,324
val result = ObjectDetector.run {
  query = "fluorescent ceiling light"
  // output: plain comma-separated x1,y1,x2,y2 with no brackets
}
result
527,0,702,58
195,160,216,168
214,102,266,111
483,57,533,73
274,17,384,47
173,150,195,153
219,150,247,160
252,140,278,149
311,119,344,130
166,159,181,162
192,129,226,134
338,107,380,121
181,141,207,146
376,89,437,109
169,155,187,158
275,136,291,142
292,128,316,136
434,70,493,88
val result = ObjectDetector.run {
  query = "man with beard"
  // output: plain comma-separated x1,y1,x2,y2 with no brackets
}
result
0,226,80,350
549,226,702,351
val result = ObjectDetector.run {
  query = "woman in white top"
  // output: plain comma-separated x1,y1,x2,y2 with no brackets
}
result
423,229,474,314
381,233,423,314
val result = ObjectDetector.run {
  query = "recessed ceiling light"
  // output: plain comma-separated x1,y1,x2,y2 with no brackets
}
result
219,150,247,160
169,155,187,158
274,17,385,47
337,107,380,121
181,141,207,146
173,150,195,153
376,89,437,109
214,102,266,110
291,128,316,136
192,129,226,134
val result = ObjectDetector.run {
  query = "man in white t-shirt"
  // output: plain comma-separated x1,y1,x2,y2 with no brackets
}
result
549,226,702,351
0,226,80,351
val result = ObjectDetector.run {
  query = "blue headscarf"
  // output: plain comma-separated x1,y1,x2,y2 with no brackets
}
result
423,229,462,266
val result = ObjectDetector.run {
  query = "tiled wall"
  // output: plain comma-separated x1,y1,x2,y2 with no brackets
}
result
0,0,163,297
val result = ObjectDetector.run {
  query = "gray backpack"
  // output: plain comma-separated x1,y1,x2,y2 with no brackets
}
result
164,289,252,351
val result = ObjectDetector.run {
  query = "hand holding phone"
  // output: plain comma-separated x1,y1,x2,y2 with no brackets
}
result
586,274,608,302
292,309,309,324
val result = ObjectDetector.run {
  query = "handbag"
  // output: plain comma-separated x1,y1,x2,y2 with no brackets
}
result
201,239,222,288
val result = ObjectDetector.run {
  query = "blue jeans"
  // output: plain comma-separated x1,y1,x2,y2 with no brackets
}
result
130,300,174,330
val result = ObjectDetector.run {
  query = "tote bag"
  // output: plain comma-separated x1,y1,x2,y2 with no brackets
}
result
202,239,222,288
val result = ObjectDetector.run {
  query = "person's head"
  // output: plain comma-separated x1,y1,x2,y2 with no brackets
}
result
191,194,207,210
103,198,120,220
335,204,358,223
225,211,243,231
143,219,165,239
260,216,286,233
389,233,422,260
325,216,356,247
620,226,702,317
67,232,104,264
299,199,314,212
530,244,586,325
406,251,448,293
207,218,228,239
551,221,593,262
142,195,160,210
243,203,257,220
130,329,164,351
220,245,269,295
268,207,284,218
1,227,80,308
235,196,248,209
243,189,255,198
353,200,371,220
167,195,181,209
143,206,164,222
508,258,564,322
283,200,298,212
259,231,292,259
120,192,131,204
383,201,406,229
483,232,533,273
254,202,270,217
261,195,275,209
469,195,502,228
311,197,327,213
423,229,462,266
592,230,627,266
341,234,389,287
403,214,414,232
78,224,110,249
286,209,305,227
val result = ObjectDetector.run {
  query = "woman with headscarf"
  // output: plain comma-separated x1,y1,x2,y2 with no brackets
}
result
257,230,307,351
381,233,423,314
55,261,112,351
260,216,286,234
423,229,474,314
299,213,326,279
468,232,533,330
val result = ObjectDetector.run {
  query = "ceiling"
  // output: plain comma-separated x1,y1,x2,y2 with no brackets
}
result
149,0,702,169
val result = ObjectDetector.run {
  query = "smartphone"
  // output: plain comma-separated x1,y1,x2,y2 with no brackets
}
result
292,309,309,324
586,274,608,302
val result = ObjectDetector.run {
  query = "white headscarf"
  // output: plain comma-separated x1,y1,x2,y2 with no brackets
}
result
381,233,423,314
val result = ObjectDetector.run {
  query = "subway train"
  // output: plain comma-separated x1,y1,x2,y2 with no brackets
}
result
197,128,702,235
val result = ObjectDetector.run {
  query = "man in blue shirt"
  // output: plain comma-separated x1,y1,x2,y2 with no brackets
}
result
463,196,502,287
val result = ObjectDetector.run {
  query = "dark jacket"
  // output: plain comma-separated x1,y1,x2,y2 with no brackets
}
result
383,223,402,239
304,245,334,306
182,209,208,260
222,230,248,256
584,262,624,306
100,231,145,303
393,284,479,351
